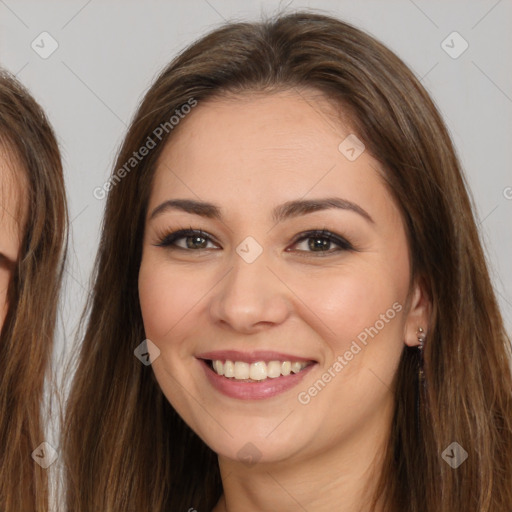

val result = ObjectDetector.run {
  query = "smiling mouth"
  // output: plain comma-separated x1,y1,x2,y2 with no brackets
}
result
206,359,314,382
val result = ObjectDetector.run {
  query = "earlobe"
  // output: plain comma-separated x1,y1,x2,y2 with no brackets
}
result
404,278,431,348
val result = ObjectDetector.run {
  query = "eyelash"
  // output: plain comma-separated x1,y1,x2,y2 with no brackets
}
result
154,227,354,256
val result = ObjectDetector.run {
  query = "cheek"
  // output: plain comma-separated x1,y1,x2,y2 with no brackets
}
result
292,260,406,352
139,254,218,375
293,264,407,428
138,257,212,346
138,257,212,423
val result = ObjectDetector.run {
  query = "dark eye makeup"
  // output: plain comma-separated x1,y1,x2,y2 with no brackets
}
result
153,227,355,256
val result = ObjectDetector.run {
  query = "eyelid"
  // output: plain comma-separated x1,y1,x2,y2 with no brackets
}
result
288,229,354,252
153,227,354,254
154,227,220,249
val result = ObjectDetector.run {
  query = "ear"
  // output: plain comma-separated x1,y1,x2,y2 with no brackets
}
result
403,277,431,348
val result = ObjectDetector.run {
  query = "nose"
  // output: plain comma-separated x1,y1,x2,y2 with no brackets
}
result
208,249,292,334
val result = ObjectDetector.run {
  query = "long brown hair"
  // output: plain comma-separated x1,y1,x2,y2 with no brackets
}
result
63,12,512,511
0,70,68,511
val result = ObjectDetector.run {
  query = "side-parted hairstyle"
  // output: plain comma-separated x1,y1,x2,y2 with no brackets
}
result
63,12,512,512
0,70,68,512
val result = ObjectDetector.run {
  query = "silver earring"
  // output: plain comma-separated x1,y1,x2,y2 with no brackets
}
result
415,327,427,437
417,327,426,384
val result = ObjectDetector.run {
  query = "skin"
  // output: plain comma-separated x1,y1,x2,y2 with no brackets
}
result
0,147,26,330
138,89,430,512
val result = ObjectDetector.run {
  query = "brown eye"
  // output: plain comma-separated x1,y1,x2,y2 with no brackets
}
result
289,230,353,254
155,229,219,250
184,234,208,249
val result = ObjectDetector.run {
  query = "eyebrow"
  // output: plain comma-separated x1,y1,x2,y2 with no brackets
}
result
149,197,374,224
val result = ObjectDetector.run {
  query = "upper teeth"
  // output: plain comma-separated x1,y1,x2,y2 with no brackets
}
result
212,360,310,380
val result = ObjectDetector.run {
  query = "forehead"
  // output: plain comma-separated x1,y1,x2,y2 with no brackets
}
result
150,89,398,226
0,142,27,261
159,88,348,166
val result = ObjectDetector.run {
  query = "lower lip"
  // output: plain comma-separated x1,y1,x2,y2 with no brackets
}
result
199,359,316,400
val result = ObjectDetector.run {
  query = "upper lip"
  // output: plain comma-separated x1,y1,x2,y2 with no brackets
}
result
196,350,316,364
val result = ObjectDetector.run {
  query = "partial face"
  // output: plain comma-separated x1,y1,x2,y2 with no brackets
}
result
0,146,26,330
138,89,426,465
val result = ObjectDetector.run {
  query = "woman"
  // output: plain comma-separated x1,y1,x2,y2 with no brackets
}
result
63,12,512,512
0,70,68,511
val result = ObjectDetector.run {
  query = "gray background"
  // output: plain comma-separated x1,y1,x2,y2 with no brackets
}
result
1,0,511,486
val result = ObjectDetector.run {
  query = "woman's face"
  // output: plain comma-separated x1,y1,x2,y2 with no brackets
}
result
138,89,428,466
0,148,25,330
